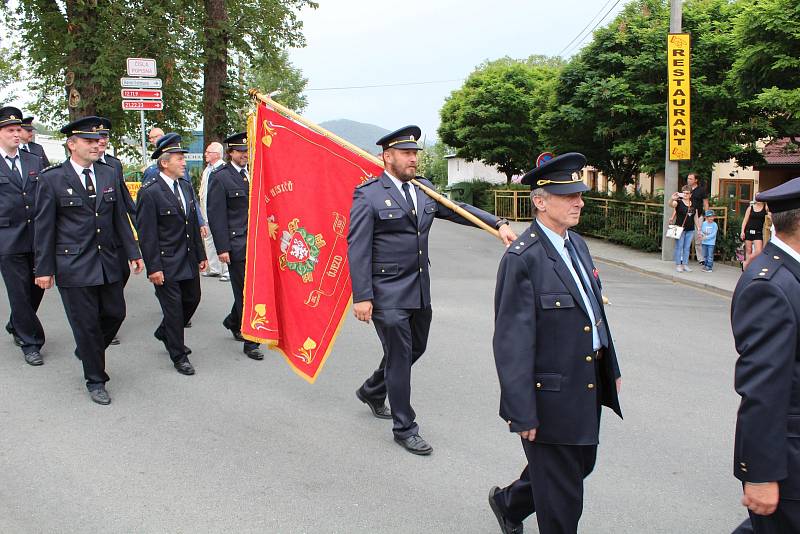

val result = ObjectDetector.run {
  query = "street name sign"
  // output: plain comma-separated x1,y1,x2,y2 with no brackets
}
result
122,100,163,111
126,58,157,77
121,89,162,100
120,77,162,89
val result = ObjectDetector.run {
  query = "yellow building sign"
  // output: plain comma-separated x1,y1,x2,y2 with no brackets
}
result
667,33,691,161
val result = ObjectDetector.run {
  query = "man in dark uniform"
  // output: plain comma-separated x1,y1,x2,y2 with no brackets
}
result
96,117,138,345
206,131,263,360
348,125,516,455
136,133,207,376
0,106,46,365
488,152,622,534
20,116,50,167
34,116,143,405
731,176,800,533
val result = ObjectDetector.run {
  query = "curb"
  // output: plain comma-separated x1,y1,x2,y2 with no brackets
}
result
593,255,734,298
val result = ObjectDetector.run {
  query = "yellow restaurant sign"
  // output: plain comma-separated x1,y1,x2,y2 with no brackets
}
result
667,33,691,161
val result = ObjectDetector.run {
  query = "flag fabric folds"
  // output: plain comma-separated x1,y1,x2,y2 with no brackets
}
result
242,102,383,382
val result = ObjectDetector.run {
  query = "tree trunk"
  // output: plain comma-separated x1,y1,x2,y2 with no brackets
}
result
64,0,101,120
202,0,229,146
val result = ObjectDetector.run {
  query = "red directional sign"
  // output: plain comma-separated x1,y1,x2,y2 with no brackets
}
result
122,99,163,111
121,89,162,100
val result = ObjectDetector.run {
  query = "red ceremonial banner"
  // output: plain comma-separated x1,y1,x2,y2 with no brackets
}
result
242,102,383,382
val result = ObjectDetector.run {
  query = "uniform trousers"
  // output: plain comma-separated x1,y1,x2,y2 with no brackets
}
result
58,281,125,390
361,306,432,439
0,253,44,354
154,276,201,362
203,231,227,276
496,441,599,534
743,499,800,533
224,260,258,351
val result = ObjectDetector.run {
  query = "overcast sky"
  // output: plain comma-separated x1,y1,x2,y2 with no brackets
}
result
289,0,628,142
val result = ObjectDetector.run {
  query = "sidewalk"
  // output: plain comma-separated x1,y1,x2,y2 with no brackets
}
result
509,221,740,298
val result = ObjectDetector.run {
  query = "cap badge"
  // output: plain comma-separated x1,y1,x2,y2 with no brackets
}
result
385,199,392,206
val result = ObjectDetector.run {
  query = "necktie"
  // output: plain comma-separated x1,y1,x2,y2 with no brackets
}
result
82,168,96,198
564,238,608,347
240,168,248,181
401,182,416,218
6,156,22,186
172,179,184,211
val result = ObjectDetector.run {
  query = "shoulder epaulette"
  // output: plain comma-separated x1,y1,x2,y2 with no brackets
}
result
140,177,158,189
751,253,783,281
41,163,60,174
506,228,540,256
357,177,379,189
211,163,228,174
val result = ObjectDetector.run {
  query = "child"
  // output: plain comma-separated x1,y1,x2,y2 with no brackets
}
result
700,209,718,272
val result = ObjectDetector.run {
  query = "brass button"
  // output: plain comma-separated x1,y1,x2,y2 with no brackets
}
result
96,229,100,233
587,383,594,389
381,269,385,273
759,273,766,276
64,249,69,253
161,251,165,255
419,268,422,272
167,210,171,214
95,213,98,217
584,326,591,332
761,268,768,272
555,301,561,307
741,467,748,472
97,245,102,250
389,213,393,218
536,382,542,388
419,250,422,255
515,246,520,250
417,231,420,235
774,256,780,260
586,356,593,362
740,462,747,467
530,233,536,237
26,219,30,223
520,242,525,246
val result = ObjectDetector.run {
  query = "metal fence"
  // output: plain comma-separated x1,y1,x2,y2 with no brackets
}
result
493,190,728,240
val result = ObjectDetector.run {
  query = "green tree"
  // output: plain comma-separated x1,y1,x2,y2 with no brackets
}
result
731,0,800,139
541,0,767,192
417,141,450,189
438,56,562,184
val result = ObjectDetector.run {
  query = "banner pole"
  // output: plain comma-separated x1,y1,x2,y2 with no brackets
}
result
249,89,502,241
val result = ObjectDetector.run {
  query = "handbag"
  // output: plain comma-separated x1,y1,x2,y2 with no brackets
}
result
666,208,690,239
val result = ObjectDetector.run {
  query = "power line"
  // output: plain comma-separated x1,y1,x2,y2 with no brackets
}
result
559,0,625,58
304,78,464,92
557,0,616,57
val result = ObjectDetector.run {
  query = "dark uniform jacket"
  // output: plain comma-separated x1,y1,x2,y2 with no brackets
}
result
732,241,800,499
98,153,136,215
348,173,500,310
0,150,43,255
207,163,249,263
493,220,622,445
34,161,140,287
22,142,50,167
135,174,206,282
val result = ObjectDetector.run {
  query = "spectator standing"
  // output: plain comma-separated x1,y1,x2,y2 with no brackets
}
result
700,210,718,272
740,200,767,268
688,173,709,264
670,185,696,272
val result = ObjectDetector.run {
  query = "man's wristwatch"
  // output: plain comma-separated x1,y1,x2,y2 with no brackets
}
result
495,218,510,229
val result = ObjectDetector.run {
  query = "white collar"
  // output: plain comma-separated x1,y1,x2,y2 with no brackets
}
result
230,161,246,174
385,171,411,190
69,158,94,177
0,146,19,160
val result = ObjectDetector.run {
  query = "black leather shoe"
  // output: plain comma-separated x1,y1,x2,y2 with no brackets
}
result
110,336,120,345
356,388,392,419
394,434,433,455
174,360,195,375
89,387,111,405
223,318,245,341
244,347,264,360
489,486,523,534
24,351,43,366
12,334,23,347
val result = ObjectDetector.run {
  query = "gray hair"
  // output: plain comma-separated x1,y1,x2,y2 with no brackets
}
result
207,141,224,157
772,208,800,235
157,152,176,170
530,187,550,213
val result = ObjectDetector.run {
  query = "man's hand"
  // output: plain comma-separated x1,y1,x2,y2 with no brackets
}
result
498,224,517,247
35,275,53,289
199,260,208,272
743,482,779,516
218,252,230,264
353,300,373,323
519,428,537,442
149,271,165,286
200,225,209,238
129,259,144,274
616,377,622,394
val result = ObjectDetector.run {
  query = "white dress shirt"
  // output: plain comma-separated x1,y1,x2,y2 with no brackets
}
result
385,171,417,212
69,159,96,190
160,172,187,212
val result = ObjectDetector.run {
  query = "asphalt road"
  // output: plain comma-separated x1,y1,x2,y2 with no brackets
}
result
0,221,746,533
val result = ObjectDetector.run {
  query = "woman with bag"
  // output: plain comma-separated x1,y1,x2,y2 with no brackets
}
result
669,185,696,272
739,199,767,268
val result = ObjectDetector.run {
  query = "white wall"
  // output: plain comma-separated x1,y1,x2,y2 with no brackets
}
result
446,156,513,186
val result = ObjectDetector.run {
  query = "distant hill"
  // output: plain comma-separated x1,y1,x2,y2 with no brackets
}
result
319,119,389,155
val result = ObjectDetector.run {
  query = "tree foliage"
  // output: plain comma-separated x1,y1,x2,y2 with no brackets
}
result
2,0,314,157
417,141,450,189
438,56,562,184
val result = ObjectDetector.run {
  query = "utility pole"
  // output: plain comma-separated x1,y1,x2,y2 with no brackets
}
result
661,0,683,261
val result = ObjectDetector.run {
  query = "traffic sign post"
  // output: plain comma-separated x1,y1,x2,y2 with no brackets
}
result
121,89,162,100
122,58,162,167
